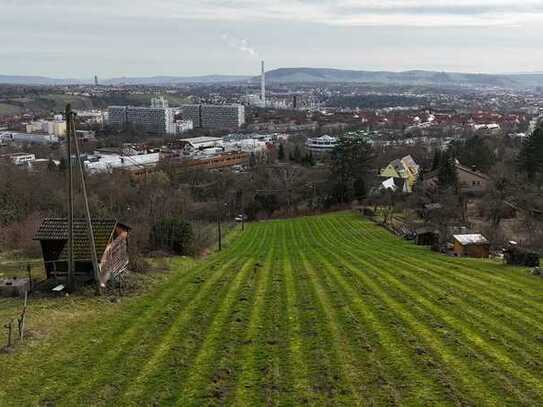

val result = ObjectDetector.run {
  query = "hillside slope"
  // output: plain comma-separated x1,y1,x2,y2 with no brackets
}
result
1,213,542,406
260,67,543,88
3,69,543,87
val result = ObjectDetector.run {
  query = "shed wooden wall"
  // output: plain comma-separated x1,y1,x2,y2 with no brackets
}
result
453,241,489,258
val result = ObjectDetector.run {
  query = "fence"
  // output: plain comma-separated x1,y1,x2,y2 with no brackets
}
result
0,260,39,351
0,259,43,289
2,291,28,352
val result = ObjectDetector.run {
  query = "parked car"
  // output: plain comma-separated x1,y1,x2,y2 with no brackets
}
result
235,214,247,222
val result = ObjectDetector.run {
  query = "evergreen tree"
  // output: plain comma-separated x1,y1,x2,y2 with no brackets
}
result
293,144,302,163
448,135,495,172
302,151,315,167
47,158,57,171
353,177,367,201
330,136,373,203
58,157,67,172
518,124,543,179
307,151,315,166
277,143,285,161
249,152,257,168
438,150,458,188
150,217,193,255
431,150,442,171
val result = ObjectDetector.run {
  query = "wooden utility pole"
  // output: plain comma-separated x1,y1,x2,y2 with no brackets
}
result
4,319,13,349
65,105,75,292
217,215,222,251
239,190,245,232
70,111,102,296
17,291,28,341
26,264,32,293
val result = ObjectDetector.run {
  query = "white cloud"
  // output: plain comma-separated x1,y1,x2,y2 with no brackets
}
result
2,0,543,26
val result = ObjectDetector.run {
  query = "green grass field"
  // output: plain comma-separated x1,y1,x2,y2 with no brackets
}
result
1,212,543,406
0,103,24,115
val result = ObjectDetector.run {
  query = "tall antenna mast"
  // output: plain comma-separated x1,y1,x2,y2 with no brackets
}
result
261,60,266,107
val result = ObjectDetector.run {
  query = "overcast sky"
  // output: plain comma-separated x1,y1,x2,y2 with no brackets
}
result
1,0,543,78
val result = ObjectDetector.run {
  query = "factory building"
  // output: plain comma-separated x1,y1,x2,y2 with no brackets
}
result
108,106,176,135
0,132,59,145
180,104,245,129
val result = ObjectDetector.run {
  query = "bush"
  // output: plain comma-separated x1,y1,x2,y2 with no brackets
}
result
129,255,147,273
0,212,43,257
190,222,218,256
149,217,193,255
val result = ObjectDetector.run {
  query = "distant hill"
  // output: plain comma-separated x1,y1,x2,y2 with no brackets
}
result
101,75,251,85
0,75,86,85
0,74,251,86
2,68,543,88
257,68,543,88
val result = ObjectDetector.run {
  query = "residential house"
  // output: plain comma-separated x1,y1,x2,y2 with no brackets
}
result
380,155,420,192
380,177,409,193
423,161,490,194
456,163,490,194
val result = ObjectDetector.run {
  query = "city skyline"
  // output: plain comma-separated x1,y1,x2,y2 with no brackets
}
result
1,0,543,77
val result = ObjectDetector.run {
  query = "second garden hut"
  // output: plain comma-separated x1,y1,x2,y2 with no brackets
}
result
453,234,490,258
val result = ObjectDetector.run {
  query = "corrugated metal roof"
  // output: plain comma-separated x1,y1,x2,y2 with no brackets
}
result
453,234,489,246
34,218,118,261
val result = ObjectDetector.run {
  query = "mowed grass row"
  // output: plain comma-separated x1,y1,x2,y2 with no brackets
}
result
1,212,543,406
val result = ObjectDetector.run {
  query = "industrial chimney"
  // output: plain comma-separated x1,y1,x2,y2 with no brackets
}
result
261,60,266,107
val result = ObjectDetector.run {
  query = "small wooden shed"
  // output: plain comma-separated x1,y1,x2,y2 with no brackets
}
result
453,234,490,258
34,218,130,285
415,227,440,246
504,244,540,267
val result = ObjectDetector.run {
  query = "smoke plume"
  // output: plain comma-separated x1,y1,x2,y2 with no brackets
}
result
221,33,259,58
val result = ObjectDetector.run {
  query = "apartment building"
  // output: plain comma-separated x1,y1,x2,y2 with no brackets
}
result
108,106,176,135
180,104,202,128
26,117,66,137
180,104,245,129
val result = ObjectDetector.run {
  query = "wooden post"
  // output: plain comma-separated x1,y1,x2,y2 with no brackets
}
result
70,111,102,296
65,104,75,293
17,291,28,341
4,319,13,349
26,263,32,293
217,215,222,251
